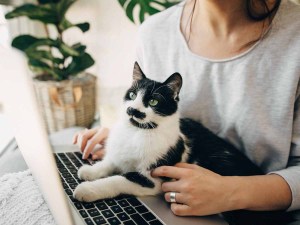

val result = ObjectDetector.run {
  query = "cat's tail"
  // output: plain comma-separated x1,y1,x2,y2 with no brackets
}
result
222,209,294,225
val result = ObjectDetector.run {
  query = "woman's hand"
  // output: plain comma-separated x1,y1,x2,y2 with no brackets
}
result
73,127,109,160
151,163,237,216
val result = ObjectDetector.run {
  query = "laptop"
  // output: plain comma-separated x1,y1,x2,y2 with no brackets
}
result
1,48,227,225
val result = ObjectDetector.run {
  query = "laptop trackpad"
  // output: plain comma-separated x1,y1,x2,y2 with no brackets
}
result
138,195,228,225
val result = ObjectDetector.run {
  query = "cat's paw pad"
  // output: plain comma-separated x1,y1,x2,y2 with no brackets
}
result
73,182,98,202
77,165,96,181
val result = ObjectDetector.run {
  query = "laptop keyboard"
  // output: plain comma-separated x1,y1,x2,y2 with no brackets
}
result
54,152,164,225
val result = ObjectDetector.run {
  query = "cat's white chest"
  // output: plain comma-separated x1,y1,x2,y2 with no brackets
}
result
105,120,179,172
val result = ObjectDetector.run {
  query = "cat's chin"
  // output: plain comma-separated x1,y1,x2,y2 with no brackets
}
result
129,117,158,130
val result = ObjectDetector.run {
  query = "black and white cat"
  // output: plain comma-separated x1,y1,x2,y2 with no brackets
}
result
73,62,292,225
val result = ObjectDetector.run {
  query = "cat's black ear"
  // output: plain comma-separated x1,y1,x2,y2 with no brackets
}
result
133,62,146,81
163,73,182,100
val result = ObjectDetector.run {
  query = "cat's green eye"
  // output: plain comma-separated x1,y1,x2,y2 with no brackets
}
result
149,99,158,106
129,92,137,100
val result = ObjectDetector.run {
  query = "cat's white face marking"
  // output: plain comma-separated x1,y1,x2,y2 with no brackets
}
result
123,90,162,126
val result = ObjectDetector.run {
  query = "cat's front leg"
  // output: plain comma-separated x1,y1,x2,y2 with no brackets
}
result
78,159,116,181
73,172,161,202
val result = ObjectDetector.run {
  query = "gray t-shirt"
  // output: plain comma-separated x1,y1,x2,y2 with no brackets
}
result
136,1,300,211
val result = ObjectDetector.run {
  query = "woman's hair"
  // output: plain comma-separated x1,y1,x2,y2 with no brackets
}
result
246,0,281,21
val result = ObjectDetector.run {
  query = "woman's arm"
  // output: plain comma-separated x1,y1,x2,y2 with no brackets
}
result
226,173,292,211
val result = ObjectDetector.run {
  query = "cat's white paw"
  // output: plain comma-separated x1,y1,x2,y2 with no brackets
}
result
77,165,97,181
73,182,99,202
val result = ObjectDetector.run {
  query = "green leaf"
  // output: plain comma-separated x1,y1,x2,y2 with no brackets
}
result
56,0,75,20
125,0,137,23
75,22,90,32
5,4,58,24
59,18,90,32
26,49,63,64
28,58,59,79
65,53,95,76
117,0,180,24
59,42,80,57
12,35,57,52
72,43,87,55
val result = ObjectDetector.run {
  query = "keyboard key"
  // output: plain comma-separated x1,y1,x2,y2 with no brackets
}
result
69,183,77,190
135,205,149,214
142,212,156,221
62,183,69,189
85,218,95,225
69,196,78,203
93,216,106,225
66,152,77,159
107,217,121,225
124,206,136,215
82,202,95,209
73,202,83,210
105,199,117,206
79,210,88,218
74,152,83,159
116,212,130,221
123,221,136,225
66,164,76,170
130,213,148,225
88,208,100,217
95,202,108,210
65,188,72,195
65,177,76,184
127,198,142,207
61,172,73,178
102,209,114,218
69,169,77,174
57,153,66,157
63,160,73,165
111,205,123,214
58,167,68,173
117,199,129,207
149,220,164,225
74,162,83,167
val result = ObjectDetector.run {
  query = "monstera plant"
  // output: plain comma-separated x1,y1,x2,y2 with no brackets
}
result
118,0,180,24
5,0,97,133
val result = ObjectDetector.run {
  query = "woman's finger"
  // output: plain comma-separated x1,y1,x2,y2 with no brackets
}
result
72,133,79,144
77,128,98,152
175,162,198,169
161,180,181,192
164,192,187,204
171,203,192,216
82,127,109,159
151,166,186,179
91,150,105,160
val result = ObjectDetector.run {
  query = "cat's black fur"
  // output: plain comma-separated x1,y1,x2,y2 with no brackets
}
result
129,62,293,225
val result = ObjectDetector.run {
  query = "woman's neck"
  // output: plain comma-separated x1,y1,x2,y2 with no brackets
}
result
181,0,277,59
194,0,249,37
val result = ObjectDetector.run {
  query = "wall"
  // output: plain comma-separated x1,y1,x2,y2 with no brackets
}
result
64,0,138,112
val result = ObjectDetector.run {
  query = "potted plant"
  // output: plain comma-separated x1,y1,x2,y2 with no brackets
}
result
5,0,97,133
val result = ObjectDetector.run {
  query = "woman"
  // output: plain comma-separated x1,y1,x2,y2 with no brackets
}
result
73,0,300,220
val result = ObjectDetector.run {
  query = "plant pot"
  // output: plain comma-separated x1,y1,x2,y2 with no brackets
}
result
33,72,97,133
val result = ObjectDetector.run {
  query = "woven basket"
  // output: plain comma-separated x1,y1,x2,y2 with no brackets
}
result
33,73,97,133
